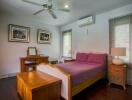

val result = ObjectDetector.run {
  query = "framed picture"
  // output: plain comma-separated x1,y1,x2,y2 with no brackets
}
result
8,24,30,43
27,47,37,56
37,29,51,44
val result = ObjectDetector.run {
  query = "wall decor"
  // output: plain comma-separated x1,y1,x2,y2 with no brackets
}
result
8,24,30,43
37,29,51,44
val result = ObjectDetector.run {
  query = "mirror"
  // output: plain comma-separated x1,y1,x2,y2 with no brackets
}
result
27,47,37,56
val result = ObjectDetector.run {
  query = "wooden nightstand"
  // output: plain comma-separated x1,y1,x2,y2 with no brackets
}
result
108,64,126,90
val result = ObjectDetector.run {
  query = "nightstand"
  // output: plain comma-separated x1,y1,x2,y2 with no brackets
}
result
108,64,126,90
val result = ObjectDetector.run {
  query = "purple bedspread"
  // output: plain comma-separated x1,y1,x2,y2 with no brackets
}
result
56,61,106,85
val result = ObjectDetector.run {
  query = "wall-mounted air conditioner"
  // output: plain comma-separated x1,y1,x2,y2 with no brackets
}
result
77,16,94,27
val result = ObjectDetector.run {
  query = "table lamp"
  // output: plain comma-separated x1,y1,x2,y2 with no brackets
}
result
111,47,126,65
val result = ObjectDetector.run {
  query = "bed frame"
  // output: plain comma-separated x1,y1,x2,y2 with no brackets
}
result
37,63,105,100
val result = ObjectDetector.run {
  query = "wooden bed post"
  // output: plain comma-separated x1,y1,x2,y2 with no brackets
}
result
68,76,72,100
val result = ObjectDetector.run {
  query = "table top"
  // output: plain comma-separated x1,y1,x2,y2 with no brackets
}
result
110,64,127,67
20,56,49,59
17,71,61,91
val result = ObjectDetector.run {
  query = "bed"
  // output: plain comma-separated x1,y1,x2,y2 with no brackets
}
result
37,53,107,100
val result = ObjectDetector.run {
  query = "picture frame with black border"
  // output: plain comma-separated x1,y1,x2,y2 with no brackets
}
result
37,29,51,44
8,24,30,43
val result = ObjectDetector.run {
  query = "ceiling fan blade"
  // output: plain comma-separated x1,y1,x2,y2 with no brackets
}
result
59,9,70,12
48,9,57,19
22,0,42,6
33,9,45,15
48,0,52,4
47,0,53,9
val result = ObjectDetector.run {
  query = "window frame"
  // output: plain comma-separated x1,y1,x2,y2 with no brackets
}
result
109,15,131,62
62,29,72,58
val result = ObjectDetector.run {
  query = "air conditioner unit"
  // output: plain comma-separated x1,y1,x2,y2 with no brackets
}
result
77,16,94,27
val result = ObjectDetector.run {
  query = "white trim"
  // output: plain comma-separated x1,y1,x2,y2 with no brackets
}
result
0,73,16,79
127,79,132,85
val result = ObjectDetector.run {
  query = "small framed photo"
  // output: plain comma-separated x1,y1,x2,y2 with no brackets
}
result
8,24,30,43
37,29,51,44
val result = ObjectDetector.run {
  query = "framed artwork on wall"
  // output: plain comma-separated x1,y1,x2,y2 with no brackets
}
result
37,29,51,44
8,24,30,43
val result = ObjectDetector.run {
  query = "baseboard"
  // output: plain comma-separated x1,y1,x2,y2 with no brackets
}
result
126,79,132,86
0,73,16,79
130,81,132,86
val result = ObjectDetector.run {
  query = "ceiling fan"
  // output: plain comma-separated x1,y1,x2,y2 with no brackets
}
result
22,0,70,19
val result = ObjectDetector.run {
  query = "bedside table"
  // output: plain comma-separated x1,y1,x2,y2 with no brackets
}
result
108,64,126,90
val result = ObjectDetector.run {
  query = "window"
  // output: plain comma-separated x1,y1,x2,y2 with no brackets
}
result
114,24,129,62
110,15,132,62
62,30,72,58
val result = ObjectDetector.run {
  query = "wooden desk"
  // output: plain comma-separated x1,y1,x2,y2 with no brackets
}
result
17,71,61,100
20,56,48,72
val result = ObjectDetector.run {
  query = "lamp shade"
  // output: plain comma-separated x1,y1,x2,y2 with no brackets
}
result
111,47,126,56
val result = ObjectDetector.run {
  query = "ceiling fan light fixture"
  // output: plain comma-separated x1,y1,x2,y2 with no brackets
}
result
64,4,69,9
22,0,70,19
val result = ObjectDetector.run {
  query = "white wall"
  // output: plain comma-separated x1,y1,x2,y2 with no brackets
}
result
0,13,60,77
60,4,132,85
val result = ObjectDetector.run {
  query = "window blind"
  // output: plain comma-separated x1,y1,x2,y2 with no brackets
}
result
62,30,72,57
109,15,132,62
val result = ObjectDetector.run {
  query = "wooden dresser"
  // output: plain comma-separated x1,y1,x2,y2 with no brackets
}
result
20,56,48,72
17,71,61,100
108,64,126,89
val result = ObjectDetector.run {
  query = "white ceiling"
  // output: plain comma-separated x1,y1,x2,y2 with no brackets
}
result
0,0,132,26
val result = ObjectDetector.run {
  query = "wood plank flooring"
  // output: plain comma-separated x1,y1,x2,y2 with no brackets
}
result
0,77,132,100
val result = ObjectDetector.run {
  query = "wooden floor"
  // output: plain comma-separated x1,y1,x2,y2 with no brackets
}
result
0,77,132,100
